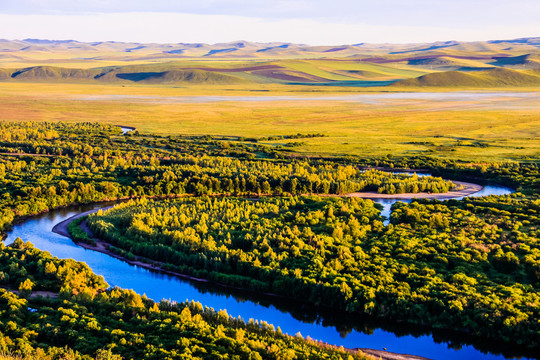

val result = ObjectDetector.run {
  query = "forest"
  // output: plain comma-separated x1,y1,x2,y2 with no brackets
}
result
0,121,537,358
0,240,367,360
85,193,540,347
0,122,461,234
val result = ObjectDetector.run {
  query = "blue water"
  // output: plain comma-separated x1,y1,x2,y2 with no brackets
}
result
5,183,529,360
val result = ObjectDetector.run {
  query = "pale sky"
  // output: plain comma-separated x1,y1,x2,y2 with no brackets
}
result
0,0,539,44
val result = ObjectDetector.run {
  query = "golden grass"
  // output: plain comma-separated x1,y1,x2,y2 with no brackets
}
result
0,82,538,161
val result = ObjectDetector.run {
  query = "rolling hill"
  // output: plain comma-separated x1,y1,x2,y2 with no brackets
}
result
0,68,12,80
97,68,247,84
0,61,410,85
11,66,101,80
1,37,540,88
406,56,494,70
0,65,247,84
393,68,540,87
490,54,540,69
0,37,539,63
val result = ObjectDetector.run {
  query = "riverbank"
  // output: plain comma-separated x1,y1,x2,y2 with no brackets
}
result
51,179,485,293
51,177,483,265
53,206,437,360
53,208,254,288
20,182,520,360
47,177,511,360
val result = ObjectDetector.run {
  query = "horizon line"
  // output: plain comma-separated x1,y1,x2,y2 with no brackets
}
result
2,36,540,47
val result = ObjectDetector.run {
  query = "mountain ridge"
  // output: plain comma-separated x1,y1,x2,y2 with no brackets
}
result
1,37,539,60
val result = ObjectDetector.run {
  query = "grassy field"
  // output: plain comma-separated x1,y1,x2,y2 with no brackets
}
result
0,82,539,161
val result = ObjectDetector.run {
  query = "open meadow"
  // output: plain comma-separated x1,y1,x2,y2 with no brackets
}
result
0,82,539,161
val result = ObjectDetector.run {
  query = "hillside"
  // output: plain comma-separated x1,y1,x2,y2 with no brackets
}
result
11,66,101,80
4,62,540,88
0,62,417,85
406,56,493,70
0,37,539,64
1,65,247,84
393,68,540,87
98,68,247,84
0,68,12,80
0,37,540,87
490,54,540,69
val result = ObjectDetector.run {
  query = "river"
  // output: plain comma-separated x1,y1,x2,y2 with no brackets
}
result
81,92,540,106
6,182,530,360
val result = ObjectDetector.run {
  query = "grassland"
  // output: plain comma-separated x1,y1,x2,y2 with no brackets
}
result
0,59,425,85
394,68,540,87
0,82,538,162
3,42,540,88
0,38,539,360
0,38,539,162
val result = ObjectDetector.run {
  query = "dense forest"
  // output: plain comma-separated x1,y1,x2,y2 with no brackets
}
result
0,122,460,234
85,194,540,347
0,121,538,357
0,241,368,360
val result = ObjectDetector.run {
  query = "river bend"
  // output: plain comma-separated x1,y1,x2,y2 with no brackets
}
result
6,181,527,360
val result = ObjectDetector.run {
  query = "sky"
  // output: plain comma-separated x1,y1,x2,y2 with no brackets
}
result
0,0,539,45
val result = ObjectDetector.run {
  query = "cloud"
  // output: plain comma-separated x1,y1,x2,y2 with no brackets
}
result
0,1,539,45
0,0,317,16
2,0,540,26
0,11,537,45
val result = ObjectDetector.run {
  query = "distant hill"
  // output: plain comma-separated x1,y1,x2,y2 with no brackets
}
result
11,66,100,80
3,63,540,88
107,69,246,84
490,54,540,69
0,61,421,86
1,65,247,84
393,68,540,87
0,68,12,80
1,37,540,88
0,37,539,62
406,56,494,70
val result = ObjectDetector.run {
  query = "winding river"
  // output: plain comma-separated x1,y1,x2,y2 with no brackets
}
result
6,180,531,360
